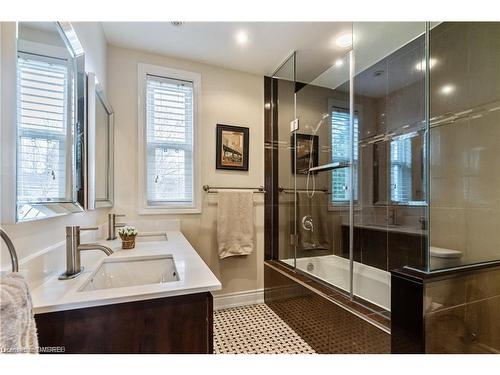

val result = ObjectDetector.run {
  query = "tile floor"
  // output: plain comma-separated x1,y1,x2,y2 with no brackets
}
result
213,303,316,354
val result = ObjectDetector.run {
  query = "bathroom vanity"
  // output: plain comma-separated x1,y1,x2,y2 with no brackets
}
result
31,231,221,354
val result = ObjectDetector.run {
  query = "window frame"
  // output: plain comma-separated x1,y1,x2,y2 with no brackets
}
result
137,63,201,214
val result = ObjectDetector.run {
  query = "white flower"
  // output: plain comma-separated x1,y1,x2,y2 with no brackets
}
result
118,226,138,237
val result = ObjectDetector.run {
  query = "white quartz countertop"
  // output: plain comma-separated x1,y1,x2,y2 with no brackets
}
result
31,231,221,314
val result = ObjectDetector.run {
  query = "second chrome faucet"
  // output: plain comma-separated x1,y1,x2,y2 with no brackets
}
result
107,213,126,240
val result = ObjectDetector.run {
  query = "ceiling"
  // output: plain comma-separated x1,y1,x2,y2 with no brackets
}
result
101,22,352,78
102,22,435,95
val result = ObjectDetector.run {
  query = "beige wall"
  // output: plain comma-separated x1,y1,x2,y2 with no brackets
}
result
0,22,110,269
107,45,264,296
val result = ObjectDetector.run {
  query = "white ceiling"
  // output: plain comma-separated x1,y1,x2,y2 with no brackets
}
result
101,22,436,96
101,22,352,78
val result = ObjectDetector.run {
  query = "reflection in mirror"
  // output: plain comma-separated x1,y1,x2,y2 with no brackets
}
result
87,73,114,209
16,22,85,222
372,131,425,205
353,29,427,208
390,132,424,204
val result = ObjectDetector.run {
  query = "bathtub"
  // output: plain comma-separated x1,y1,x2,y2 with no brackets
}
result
283,255,391,311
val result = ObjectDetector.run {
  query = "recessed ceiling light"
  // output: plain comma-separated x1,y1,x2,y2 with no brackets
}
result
235,31,249,45
334,58,344,67
335,33,352,48
440,84,455,95
415,58,437,71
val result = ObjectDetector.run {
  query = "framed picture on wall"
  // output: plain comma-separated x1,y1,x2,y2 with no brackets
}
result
292,133,319,174
216,124,249,171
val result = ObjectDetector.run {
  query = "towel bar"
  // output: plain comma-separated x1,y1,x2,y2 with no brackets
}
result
278,186,330,194
203,185,266,193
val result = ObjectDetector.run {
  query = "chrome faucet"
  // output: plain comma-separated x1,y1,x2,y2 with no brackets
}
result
418,216,427,230
59,226,113,280
387,207,399,226
107,213,126,240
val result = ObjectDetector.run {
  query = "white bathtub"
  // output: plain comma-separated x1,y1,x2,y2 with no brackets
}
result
283,255,391,311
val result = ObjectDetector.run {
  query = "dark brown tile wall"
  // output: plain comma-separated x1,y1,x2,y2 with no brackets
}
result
424,266,500,353
264,262,390,354
342,225,425,272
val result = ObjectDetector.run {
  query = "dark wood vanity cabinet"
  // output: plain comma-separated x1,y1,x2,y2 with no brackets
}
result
35,292,213,354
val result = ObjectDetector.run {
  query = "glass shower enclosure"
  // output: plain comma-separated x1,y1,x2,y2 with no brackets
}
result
268,21,500,316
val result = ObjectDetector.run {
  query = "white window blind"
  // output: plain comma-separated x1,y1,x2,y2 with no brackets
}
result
146,74,194,206
331,107,359,203
17,53,69,203
390,137,412,202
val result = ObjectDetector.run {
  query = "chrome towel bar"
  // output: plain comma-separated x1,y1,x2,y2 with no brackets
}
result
278,186,330,194
203,185,266,193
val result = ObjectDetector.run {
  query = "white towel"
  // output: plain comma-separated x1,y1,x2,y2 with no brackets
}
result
217,191,254,259
0,273,38,354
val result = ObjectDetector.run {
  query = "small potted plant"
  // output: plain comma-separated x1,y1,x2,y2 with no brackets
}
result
118,226,138,249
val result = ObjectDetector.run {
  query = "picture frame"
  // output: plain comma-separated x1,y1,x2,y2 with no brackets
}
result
216,124,249,171
292,133,319,174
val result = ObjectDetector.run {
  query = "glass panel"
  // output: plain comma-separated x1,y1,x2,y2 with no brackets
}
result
273,53,297,265
292,23,354,296
352,22,427,309
429,22,500,270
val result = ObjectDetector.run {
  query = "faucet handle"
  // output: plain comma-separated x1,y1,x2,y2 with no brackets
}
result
79,227,99,231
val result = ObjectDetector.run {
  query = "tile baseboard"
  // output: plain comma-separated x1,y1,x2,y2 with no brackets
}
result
213,288,264,310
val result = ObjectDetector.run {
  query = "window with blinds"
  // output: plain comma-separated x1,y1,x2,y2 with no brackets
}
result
145,74,194,207
17,53,69,204
331,107,359,204
390,137,412,202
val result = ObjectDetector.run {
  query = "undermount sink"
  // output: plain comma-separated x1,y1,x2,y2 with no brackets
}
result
78,255,179,292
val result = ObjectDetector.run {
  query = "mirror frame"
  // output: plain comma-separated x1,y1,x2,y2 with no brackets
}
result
14,22,86,222
87,72,114,209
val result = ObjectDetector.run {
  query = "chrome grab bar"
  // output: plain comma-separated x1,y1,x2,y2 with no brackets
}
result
0,228,19,272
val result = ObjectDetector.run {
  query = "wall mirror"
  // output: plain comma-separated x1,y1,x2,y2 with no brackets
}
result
87,73,114,209
15,22,86,222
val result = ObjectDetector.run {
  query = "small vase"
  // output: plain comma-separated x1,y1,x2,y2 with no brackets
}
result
120,234,136,250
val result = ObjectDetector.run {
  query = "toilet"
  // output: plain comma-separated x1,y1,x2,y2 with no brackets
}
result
430,246,463,269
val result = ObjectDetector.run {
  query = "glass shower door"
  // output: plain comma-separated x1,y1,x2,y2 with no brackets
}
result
292,34,355,296
273,53,297,267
